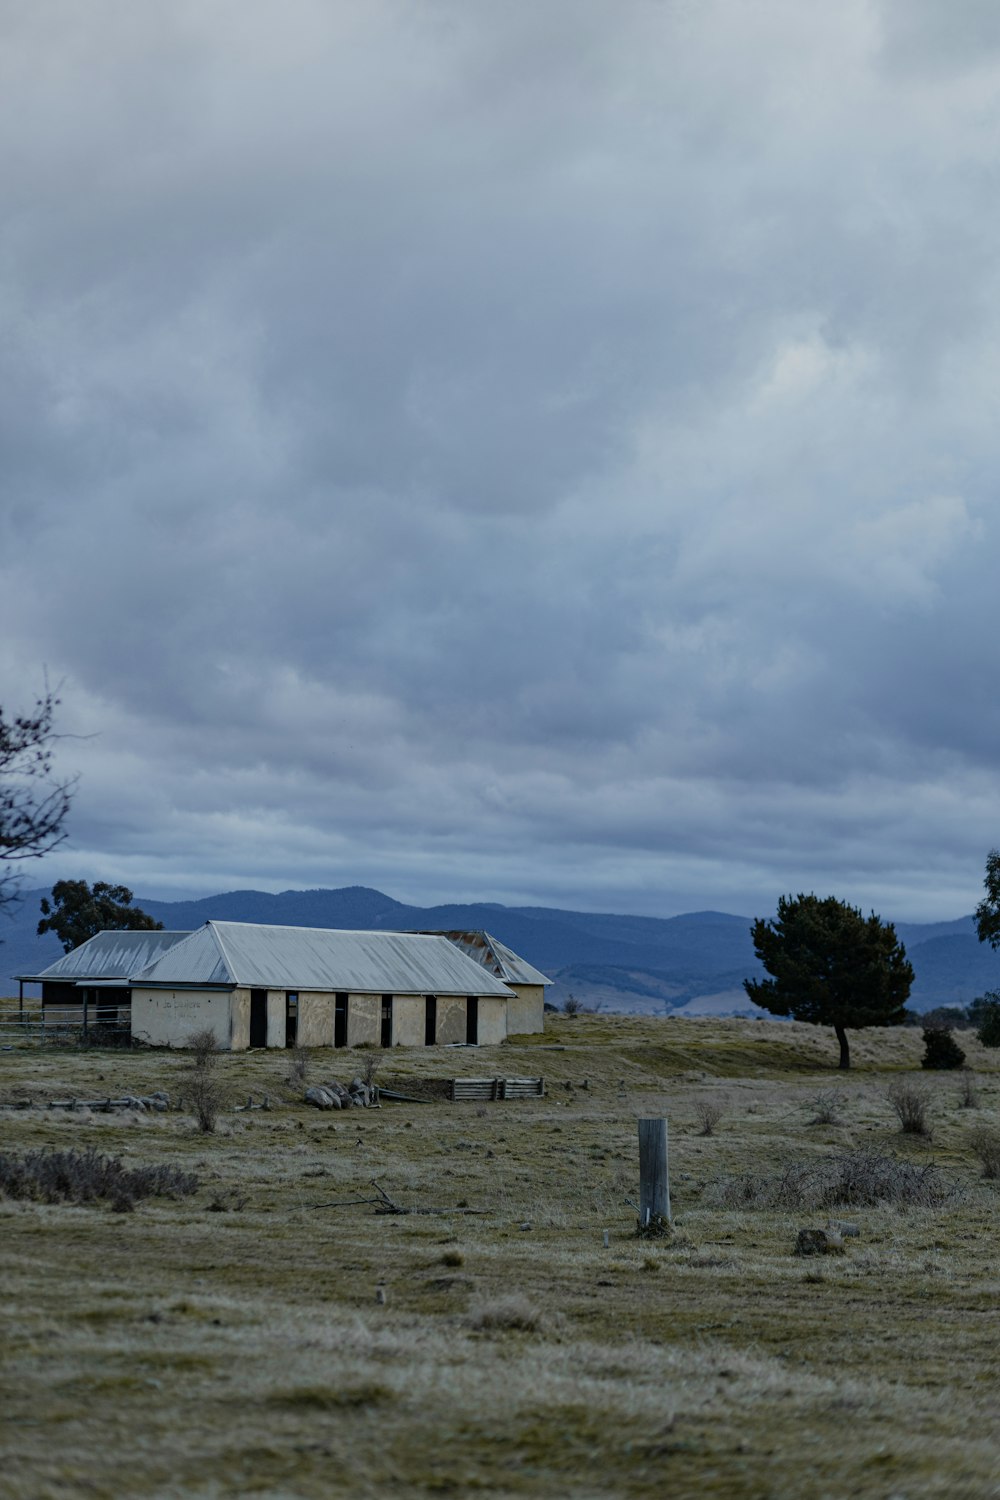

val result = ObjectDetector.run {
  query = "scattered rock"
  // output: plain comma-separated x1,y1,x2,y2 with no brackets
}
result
304,1087,338,1111
796,1228,845,1256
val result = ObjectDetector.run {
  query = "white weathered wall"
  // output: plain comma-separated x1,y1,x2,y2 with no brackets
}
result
131,988,236,1049
298,991,336,1047
347,993,379,1046
506,984,545,1035
478,996,507,1045
392,996,424,1047
131,986,514,1050
435,995,467,1044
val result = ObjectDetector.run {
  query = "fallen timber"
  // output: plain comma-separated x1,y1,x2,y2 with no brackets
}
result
40,1093,171,1113
312,1178,486,1216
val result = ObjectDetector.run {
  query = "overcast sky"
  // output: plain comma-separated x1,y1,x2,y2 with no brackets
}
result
2,0,1000,922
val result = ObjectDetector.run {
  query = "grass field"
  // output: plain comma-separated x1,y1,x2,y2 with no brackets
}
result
2,1014,1000,1499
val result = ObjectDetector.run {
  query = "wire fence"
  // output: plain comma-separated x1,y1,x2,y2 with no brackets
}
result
0,1006,132,1048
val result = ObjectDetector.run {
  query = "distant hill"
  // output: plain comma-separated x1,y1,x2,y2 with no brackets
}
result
3,885,996,1016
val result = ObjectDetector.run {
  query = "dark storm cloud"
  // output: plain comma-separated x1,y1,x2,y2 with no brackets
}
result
3,0,1000,920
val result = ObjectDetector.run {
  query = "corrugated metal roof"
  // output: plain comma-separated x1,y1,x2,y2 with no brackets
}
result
134,921,515,996
17,930,192,984
418,930,551,987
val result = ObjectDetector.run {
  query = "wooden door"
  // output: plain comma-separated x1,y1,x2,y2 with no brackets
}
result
334,993,348,1048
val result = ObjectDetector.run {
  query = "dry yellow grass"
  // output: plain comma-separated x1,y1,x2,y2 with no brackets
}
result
2,1014,1000,1498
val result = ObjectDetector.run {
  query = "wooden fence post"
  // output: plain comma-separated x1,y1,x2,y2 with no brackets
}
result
638,1117,671,1226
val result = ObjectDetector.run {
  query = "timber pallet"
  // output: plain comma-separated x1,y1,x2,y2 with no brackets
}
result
449,1077,544,1101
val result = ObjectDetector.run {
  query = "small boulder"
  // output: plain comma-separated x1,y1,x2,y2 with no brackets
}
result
796,1228,844,1256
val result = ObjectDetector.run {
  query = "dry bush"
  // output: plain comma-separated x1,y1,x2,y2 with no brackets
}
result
187,1071,226,1133
807,1089,847,1125
706,1149,954,1211
957,1071,980,1109
827,1150,952,1206
694,1098,725,1137
887,1080,932,1137
467,1294,543,1332
969,1128,1000,1179
362,1053,382,1088
287,1044,309,1084
0,1147,198,1211
707,1162,817,1210
183,1028,226,1132
188,1028,220,1068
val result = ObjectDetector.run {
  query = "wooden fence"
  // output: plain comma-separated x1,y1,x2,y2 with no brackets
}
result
449,1077,544,1101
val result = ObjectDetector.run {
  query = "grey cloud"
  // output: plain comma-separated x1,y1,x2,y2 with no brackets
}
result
876,0,1000,74
3,1,1000,923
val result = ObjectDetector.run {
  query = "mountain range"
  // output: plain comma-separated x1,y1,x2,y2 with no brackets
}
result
3,884,998,1017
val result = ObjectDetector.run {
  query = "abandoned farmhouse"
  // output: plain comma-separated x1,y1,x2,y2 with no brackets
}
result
18,921,550,1049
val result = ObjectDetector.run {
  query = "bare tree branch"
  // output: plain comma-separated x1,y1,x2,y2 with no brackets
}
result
0,691,76,918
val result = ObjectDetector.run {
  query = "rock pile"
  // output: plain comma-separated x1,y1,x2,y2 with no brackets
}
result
304,1078,378,1110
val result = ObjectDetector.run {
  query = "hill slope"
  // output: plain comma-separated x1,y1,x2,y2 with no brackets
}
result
4,884,997,1015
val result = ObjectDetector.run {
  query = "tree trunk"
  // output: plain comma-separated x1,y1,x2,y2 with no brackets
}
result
835,1024,850,1070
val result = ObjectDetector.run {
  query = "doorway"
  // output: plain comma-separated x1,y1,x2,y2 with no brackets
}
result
285,992,298,1048
380,995,393,1048
424,995,437,1047
334,993,348,1048
466,996,478,1046
250,989,267,1048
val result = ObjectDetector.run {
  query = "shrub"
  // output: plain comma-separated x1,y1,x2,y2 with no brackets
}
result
807,1089,847,1125
0,1148,198,1211
188,1027,220,1068
187,1070,225,1133
887,1080,932,1137
287,1044,309,1084
969,1128,1000,1179
706,1149,953,1210
693,1098,725,1137
826,1149,948,1206
706,1162,816,1210
468,1295,543,1332
183,1027,226,1132
921,1027,966,1070
957,1071,980,1109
